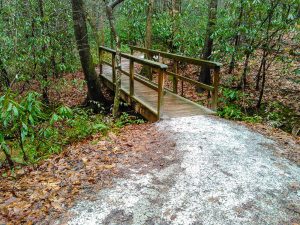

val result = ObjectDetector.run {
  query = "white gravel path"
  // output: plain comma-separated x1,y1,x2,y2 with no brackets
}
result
58,116,300,225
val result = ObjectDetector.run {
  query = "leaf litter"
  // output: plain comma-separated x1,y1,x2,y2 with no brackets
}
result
0,123,159,224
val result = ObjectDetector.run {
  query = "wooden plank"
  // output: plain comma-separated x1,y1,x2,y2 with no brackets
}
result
99,48,103,75
157,69,165,118
112,56,116,84
100,71,159,122
173,60,178,94
103,60,112,67
99,50,215,121
129,59,134,96
166,71,214,91
212,68,220,111
120,69,159,92
100,46,116,54
100,46,168,69
129,45,222,69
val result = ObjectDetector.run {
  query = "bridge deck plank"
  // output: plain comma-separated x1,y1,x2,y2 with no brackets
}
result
100,58,215,120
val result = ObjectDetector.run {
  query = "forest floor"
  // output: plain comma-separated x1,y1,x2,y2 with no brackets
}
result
1,114,299,224
0,65,299,224
57,116,300,225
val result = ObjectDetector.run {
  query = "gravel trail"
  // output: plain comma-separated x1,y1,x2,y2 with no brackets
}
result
59,116,300,225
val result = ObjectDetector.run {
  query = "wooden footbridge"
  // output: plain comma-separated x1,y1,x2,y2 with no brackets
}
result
98,46,222,122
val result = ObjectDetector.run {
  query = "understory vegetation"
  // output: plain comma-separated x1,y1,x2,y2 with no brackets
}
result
0,0,299,169
0,86,144,169
218,87,299,133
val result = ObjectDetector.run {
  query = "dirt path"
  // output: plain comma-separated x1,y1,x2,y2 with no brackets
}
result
57,116,300,225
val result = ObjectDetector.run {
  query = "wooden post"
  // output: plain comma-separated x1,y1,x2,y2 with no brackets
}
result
112,52,116,85
212,67,220,111
157,69,165,119
158,53,163,64
173,60,178,94
99,48,103,75
129,58,134,97
149,52,153,81
130,48,134,55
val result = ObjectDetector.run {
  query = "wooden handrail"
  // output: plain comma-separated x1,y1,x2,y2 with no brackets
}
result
99,46,168,69
166,71,214,91
129,45,222,111
129,45,222,69
99,46,168,117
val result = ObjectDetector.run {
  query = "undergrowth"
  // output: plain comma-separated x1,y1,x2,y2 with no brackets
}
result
217,88,299,134
0,90,144,169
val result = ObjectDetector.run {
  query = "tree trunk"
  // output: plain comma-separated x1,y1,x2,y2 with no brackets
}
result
51,53,59,78
71,0,105,105
238,51,250,90
105,0,125,117
1,147,14,168
228,0,243,74
38,0,49,104
198,0,218,92
256,57,267,109
145,0,154,53
255,50,268,91
99,8,105,46
0,58,10,87
141,0,154,80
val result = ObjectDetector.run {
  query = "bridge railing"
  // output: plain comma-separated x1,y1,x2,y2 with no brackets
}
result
99,46,168,119
129,45,222,110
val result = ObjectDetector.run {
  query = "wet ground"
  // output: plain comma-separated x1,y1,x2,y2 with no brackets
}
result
57,116,300,225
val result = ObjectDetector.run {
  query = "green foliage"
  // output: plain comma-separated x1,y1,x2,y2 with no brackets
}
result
115,112,145,128
218,104,243,120
0,91,110,167
65,108,108,141
0,0,79,88
217,88,298,133
0,90,45,163
220,88,242,102
217,88,248,120
261,102,299,132
71,79,87,91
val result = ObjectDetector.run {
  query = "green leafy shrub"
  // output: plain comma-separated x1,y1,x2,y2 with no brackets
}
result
218,104,243,120
0,91,110,168
115,112,145,128
65,108,108,141
261,102,299,132
218,88,244,120
0,90,45,167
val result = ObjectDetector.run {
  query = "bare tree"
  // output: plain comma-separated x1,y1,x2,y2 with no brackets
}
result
104,0,125,117
71,0,106,106
38,0,49,104
198,0,218,92
228,0,243,74
141,0,154,79
0,58,10,87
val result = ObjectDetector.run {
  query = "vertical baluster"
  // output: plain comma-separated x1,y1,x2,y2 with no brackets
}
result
173,60,178,94
129,58,134,97
212,67,220,111
157,69,165,119
149,52,153,81
112,53,116,85
99,48,103,75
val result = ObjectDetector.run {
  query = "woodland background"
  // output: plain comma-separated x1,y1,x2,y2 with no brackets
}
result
0,0,299,223
0,0,299,167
